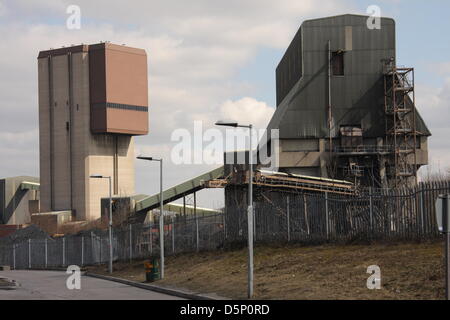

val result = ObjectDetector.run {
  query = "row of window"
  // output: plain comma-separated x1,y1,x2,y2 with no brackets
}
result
92,102,148,112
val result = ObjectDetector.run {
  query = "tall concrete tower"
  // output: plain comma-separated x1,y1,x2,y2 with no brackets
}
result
37,43,148,221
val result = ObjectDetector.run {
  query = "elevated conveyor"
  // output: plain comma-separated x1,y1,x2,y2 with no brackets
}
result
135,166,225,214
135,165,355,215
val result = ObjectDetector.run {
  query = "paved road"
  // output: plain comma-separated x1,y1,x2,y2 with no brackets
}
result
0,270,183,300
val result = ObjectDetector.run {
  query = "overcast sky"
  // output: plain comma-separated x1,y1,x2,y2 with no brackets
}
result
0,0,449,208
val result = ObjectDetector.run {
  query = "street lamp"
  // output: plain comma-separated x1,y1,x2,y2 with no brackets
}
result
90,174,113,274
215,120,254,299
137,156,165,279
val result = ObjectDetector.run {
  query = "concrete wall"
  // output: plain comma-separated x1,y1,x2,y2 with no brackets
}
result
38,45,138,222
0,177,39,225
31,211,72,235
279,138,329,177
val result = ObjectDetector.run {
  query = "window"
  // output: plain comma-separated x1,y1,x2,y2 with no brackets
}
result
332,51,344,76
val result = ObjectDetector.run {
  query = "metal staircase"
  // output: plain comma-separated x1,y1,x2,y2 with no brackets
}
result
384,65,418,187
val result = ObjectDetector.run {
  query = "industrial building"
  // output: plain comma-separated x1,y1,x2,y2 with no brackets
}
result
0,176,39,225
37,42,148,222
266,14,430,188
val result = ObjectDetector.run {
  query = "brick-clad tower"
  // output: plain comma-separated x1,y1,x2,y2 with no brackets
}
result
37,43,148,221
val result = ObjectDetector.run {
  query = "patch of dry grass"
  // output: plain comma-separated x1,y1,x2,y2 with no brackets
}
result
87,241,445,300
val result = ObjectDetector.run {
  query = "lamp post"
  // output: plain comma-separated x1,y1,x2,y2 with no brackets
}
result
137,156,165,279
89,174,113,274
215,120,254,298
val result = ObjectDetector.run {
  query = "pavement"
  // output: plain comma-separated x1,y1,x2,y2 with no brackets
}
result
0,270,184,300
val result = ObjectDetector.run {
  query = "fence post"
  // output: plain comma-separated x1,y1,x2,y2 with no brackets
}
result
223,210,227,241
420,184,425,235
129,224,132,263
195,192,199,252
28,239,31,269
304,194,310,236
325,192,330,240
62,237,65,267
149,224,153,255
287,195,290,242
90,232,94,264
99,235,102,263
253,205,256,242
45,238,48,268
172,217,175,254
369,187,374,233
81,236,84,267
13,244,16,270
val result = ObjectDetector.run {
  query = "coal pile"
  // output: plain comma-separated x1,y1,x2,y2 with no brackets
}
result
0,224,50,246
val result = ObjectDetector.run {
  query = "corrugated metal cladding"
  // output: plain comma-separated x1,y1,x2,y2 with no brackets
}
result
268,14,431,139
276,27,302,106
0,179,4,224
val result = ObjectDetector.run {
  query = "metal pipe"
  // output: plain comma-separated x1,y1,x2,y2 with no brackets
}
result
108,176,113,274
114,136,119,194
28,239,31,269
160,159,165,279
447,232,450,301
62,237,65,267
214,120,254,298
149,222,152,255
443,194,450,299
45,238,48,268
287,195,290,242
248,124,254,299
327,40,333,156
325,192,329,240
369,187,374,232
304,194,310,235
90,231,94,264
195,192,199,252
129,224,132,263
13,244,16,270
81,236,84,266
172,216,175,254
136,157,165,278
420,184,425,234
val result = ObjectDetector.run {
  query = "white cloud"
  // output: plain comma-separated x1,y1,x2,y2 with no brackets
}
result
219,97,274,130
416,77,450,177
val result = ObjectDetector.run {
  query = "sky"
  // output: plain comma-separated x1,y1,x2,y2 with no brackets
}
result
0,0,449,209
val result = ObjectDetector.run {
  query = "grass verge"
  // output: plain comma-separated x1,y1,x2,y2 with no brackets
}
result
86,240,445,300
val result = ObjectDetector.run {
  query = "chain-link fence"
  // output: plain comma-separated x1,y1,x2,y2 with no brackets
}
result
0,181,448,270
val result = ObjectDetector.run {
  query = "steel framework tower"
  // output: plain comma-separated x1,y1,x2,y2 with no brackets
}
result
384,65,418,187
